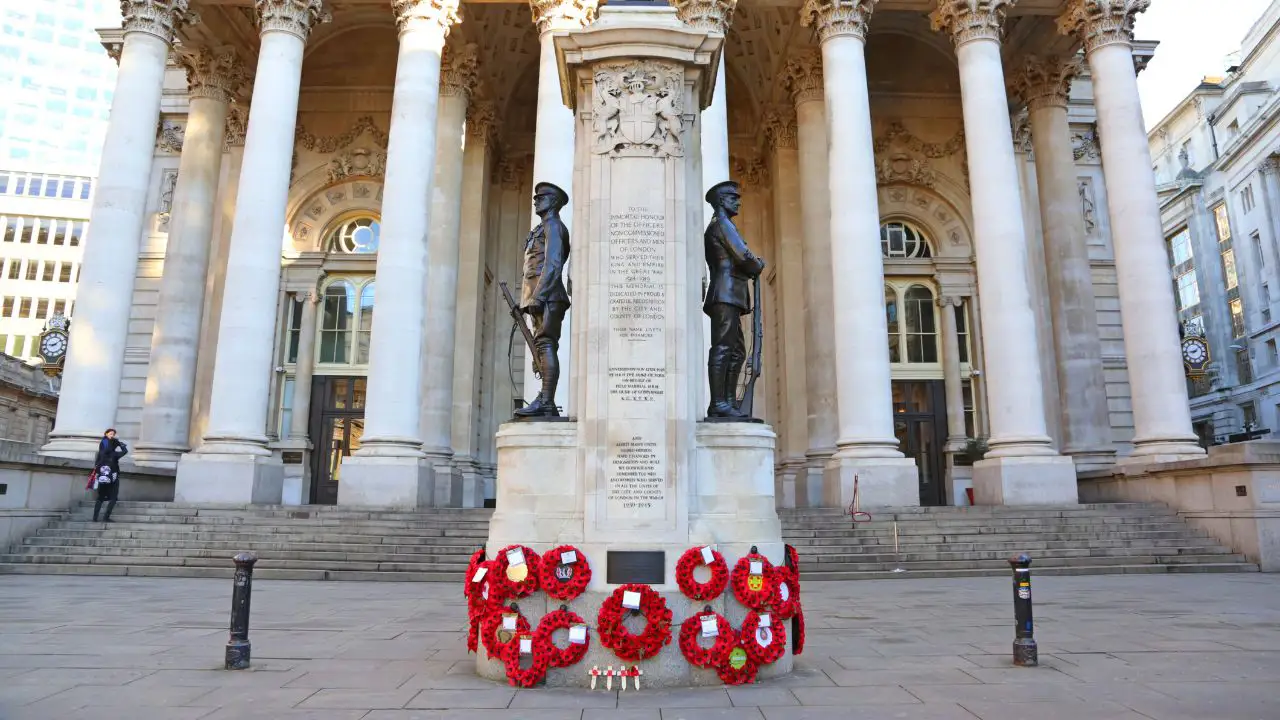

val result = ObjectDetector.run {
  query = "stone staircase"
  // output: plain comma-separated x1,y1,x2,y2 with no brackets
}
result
780,503,1259,579
0,501,1259,580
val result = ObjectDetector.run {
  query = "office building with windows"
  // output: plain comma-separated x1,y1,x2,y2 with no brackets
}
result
0,167,92,363
1151,0,1280,446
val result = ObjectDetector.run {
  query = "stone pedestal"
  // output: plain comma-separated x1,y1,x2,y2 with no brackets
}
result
973,455,1079,505
174,453,282,505
478,6,789,688
823,456,919,508
337,458,432,508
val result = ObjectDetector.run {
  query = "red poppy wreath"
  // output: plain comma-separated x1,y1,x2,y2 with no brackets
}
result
770,565,801,620
677,609,736,669
730,549,777,611
597,583,673,661
537,545,592,602
785,543,800,575
493,544,542,598
533,607,591,668
675,546,729,601
500,631,550,688
740,610,787,666
468,559,508,616
716,635,759,686
480,604,530,658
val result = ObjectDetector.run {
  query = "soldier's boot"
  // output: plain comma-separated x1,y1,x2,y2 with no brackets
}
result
515,346,560,418
707,361,746,418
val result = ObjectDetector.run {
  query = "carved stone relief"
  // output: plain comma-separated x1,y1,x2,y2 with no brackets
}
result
327,147,387,183
156,118,185,154
1078,177,1097,233
872,121,966,189
592,61,684,157
1071,125,1100,162
295,116,389,153
157,169,179,232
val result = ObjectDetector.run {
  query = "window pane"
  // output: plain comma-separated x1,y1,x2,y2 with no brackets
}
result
1230,298,1246,338
279,378,294,439
58,263,70,282
286,297,302,364
955,304,969,364
885,285,900,363
356,282,374,364
3,217,16,242
319,282,354,364
1223,248,1238,290
35,298,47,317
1169,228,1193,265
19,298,31,316
40,263,52,281
1214,204,1231,242
329,217,381,254
1176,271,1200,309
904,285,938,363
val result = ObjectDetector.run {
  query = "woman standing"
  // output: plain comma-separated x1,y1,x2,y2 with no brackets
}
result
92,429,128,523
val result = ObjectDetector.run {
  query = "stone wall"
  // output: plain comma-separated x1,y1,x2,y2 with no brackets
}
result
0,352,58,452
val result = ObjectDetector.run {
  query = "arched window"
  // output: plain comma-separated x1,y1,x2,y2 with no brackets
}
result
319,281,355,363
885,282,939,365
327,216,380,254
356,281,375,364
880,221,933,259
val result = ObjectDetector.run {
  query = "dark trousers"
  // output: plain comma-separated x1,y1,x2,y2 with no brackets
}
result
530,301,568,352
94,481,118,522
706,302,746,369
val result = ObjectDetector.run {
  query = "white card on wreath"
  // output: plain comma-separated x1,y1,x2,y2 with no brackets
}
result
507,548,526,566
759,613,771,628
519,638,532,654
622,591,642,610
502,615,517,631
749,560,763,575
471,566,487,583
561,550,578,565
569,625,588,644
700,616,718,638
701,546,715,564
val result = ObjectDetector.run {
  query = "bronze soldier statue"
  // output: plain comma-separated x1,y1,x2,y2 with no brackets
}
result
703,180,765,419
515,182,571,419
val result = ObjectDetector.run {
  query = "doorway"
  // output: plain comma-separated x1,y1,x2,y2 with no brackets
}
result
892,380,948,506
308,376,366,505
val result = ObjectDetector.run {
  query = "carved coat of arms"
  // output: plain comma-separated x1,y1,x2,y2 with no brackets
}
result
593,62,683,157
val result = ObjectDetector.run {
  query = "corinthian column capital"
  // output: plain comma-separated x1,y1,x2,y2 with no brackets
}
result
466,100,499,144
1007,54,1081,111
255,0,330,40
799,0,878,44
529,0,598,35
929,0,1015,46
440,43,480,99
1057,0,1148,53
781,51,824,106
392,0,461,38
672,0,737,34
120,0,199,43
178,47,250,104
763,105,798,151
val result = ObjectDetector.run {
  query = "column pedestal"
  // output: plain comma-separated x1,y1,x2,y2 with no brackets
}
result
823,457,919,508
175,453,283,504
973,455,1079,505
338,458,433,507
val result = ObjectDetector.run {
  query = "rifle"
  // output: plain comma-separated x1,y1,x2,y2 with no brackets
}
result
738,273,763,417
500,281,542,378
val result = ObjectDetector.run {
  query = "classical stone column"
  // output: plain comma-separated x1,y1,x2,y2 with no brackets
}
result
1009,54,1115,470
763,106,809,507
288,290,320,441
938,295,967,450
135,47,247,467
782,50,839,506
931,0,1077,504
523,0,598,412
339,0,460,507
417,43,478,506
1057,0,1203,461
42,0,195,459
799,0,917,507
174,0,329,504
451,101,497,508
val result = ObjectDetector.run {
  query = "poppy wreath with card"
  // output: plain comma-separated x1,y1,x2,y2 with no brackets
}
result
741,610,787,666
537,544,592,602
677,609,737,669
675,546,730,601
597,583,673,661
493,544,542,598
533,607,591,668
785,543,800,575
770,566,801,620
730,550,777,611
500,631,550,688
468,559,507,618
480,604,530,658
716,635,760,686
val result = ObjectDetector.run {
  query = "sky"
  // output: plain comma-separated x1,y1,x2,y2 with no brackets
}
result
1136,0,1274,129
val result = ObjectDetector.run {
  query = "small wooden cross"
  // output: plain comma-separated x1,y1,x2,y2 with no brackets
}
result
589,665,601,690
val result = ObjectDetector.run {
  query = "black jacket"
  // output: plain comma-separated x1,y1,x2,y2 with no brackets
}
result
93,437,128,476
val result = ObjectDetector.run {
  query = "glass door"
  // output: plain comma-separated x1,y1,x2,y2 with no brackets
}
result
309,376,366,504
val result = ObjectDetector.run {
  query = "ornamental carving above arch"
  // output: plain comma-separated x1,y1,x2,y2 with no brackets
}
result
876,184,972,259
287,178,384,255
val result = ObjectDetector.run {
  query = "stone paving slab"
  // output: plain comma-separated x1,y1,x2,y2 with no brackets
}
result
1,573,1279,719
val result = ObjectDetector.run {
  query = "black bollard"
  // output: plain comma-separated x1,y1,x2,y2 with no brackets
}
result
1008,553,1037,667
225,551,258,670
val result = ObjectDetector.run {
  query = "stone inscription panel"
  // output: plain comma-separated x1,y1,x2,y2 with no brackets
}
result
603,159,669,522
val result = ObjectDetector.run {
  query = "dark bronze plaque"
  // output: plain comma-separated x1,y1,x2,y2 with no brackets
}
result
282,451,303,465
607,551,665,585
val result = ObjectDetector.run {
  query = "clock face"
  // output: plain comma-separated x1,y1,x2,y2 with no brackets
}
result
1182,339,1208,364
40,331,67,359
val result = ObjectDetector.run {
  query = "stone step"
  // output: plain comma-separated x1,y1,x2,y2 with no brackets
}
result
781,521,1199,536
777,503,1166,517
789,553,1251,573
72,500,493,517
45,522,489,538
63,514,494,531
799,546,1237,563
782,536,1219,552
793,562,1260,581
0,553,469,573
783,530,1210,545
30,528,488,546
23,537,484,554
9,545,473,564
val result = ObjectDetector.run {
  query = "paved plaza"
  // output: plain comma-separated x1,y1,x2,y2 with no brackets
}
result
0,573,1278,720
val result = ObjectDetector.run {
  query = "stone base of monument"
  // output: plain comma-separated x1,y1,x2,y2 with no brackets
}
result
477,421,793,688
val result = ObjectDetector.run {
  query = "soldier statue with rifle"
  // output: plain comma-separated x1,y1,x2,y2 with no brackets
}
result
703,180,765,420
501,181,571,419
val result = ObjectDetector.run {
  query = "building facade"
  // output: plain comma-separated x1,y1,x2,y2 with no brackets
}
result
39,0,1207,508
0,351,58,452
0,166,92,363
1151,0,1280,447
